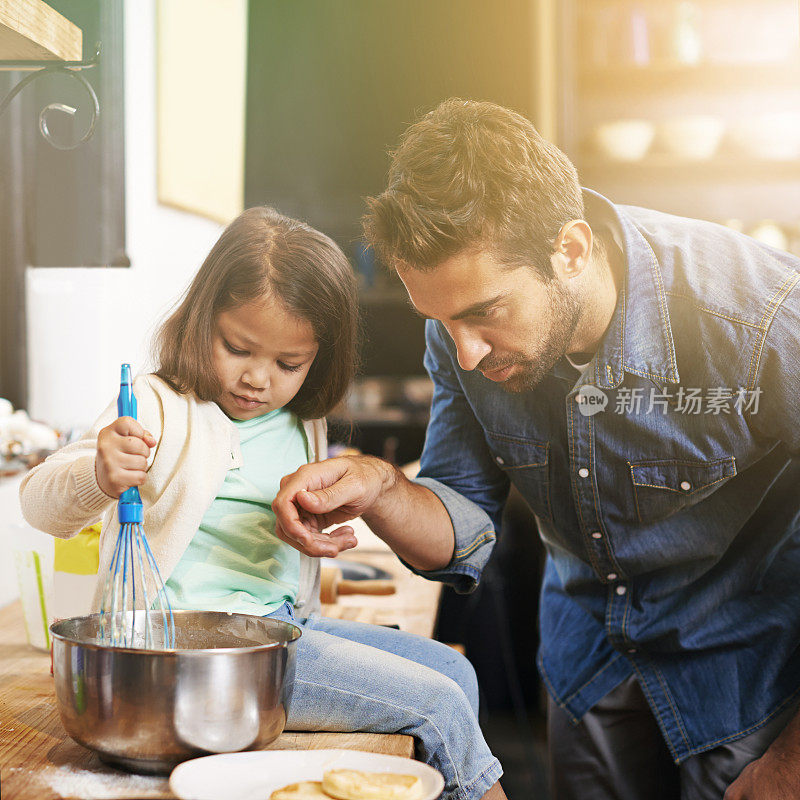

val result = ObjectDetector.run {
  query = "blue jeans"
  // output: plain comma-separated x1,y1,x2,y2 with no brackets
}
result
268,603,503,800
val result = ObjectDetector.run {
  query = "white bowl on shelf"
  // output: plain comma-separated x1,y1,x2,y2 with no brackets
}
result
592,119,655,161
656,115,725,161
728,113,800,161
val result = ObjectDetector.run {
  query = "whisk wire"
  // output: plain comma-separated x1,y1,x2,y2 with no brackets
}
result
99,519,125,642
138,522,176,647
123,523,132,645
132,523,151,647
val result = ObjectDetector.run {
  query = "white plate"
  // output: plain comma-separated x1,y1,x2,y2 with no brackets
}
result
169,749,445,800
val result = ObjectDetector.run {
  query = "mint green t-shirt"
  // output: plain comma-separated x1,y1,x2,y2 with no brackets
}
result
164,408,309,615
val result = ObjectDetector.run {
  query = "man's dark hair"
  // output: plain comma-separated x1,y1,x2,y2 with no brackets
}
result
363,98,585,280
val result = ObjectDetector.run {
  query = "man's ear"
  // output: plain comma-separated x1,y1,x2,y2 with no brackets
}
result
550,220,593,281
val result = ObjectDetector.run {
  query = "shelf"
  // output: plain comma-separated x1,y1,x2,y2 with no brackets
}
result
577,155,800,182
579,60,800,94
560,0,800,227
0,0,82,65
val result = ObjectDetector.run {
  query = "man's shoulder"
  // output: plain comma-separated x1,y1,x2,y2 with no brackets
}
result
622,204,800,328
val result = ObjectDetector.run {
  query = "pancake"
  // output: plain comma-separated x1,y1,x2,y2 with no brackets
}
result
321,769,424,800
270,781,331,799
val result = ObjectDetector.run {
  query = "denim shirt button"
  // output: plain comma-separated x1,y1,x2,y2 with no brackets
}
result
591,531,602,539
579,468,589,478
616,585,627,596
680,480,692,491
607,572,618,581
627,647,637,654
496,456,504,465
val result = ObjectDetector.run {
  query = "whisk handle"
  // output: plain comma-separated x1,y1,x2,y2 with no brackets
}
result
117,363,138,420
117,363,144,522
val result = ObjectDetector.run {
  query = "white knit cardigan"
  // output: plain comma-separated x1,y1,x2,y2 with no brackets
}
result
19,374,324,613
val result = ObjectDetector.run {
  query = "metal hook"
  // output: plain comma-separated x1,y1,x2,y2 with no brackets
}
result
36,69,100,150
39,102,75,142
0,42,101,150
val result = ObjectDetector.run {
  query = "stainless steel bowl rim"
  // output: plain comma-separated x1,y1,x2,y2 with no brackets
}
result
50,610,302,655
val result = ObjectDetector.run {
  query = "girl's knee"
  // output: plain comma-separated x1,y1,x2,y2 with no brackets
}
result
421,662,480,721
435,647,480,714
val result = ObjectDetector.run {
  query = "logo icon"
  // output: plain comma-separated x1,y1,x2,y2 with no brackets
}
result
575,385,608,417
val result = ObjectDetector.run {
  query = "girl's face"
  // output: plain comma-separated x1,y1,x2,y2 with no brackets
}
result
211,295,319,420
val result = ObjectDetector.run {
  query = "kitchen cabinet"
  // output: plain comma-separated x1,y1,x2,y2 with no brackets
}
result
559,0,800,239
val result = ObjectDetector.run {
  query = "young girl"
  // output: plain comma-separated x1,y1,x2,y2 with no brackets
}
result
19,207,504,800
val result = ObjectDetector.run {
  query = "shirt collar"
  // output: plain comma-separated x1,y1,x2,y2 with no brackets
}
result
583,188,680,390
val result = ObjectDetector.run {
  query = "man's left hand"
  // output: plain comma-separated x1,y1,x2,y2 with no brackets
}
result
725,750,800,800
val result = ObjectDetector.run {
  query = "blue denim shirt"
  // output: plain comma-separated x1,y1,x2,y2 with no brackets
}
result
412,189,800,761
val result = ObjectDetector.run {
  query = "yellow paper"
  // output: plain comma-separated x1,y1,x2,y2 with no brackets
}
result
54,524,100,575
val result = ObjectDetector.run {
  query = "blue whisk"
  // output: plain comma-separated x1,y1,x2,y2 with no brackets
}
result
98,364,175,649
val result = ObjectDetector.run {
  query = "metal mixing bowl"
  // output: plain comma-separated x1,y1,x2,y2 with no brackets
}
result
51,610,301,774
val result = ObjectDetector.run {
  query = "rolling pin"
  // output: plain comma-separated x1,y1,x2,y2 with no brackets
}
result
320,566,396,604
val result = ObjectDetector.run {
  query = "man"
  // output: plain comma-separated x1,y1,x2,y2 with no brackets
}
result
273,99,800,799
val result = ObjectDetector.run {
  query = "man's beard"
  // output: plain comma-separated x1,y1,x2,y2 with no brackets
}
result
487,280,582,394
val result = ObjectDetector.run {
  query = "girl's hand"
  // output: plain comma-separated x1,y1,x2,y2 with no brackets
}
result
95,417,157,498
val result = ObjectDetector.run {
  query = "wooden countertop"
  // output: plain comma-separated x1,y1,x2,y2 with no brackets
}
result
0,549,442,799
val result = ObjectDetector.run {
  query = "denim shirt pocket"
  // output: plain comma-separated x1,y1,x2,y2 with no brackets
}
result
628,456,737,524
485,431,552,522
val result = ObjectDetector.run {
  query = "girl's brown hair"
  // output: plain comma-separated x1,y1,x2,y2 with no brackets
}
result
363,98,585,280
154,206,358,420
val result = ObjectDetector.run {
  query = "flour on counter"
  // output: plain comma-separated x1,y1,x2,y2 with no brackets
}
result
9,764,168,799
